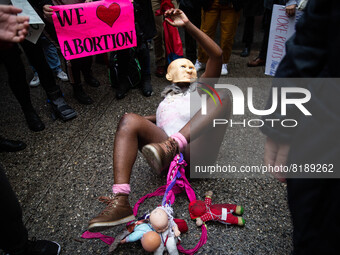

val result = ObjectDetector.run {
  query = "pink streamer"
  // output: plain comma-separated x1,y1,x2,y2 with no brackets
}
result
82,155,207,253
177,225,208,254
81,231,115,245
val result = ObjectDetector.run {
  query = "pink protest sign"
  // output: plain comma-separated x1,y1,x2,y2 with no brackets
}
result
52,0,136,60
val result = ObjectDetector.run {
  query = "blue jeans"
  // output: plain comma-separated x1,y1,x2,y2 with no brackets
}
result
31,34,62,74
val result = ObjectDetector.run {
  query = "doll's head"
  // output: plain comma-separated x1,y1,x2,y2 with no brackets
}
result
189,200,207,219
166,58,197,83
141,231,161,252
149,208,169,233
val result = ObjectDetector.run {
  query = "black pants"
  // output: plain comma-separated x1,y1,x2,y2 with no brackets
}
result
259,8,272,60
287,179,340,255
68,56,93,84
242,16,255,47
0,41,61,111
0,164,28,254
179,4,201,63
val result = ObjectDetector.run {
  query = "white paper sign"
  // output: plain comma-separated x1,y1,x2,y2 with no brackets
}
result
265,5,303,76
11,0,45,44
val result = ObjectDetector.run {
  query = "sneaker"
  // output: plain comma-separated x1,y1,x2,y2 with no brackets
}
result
56,70,68,82
29,74,40,87
221,64,228,75
194,59,205,72
142,137,179,175
88,193,135,232
25,238,61,255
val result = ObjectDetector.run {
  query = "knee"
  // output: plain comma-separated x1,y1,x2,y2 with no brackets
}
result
118,113,138,126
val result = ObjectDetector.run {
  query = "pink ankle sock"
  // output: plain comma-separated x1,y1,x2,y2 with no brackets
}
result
170,133,188,152
112,184,130,194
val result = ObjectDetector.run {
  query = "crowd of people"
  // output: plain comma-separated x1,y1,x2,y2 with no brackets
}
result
1,0,339,254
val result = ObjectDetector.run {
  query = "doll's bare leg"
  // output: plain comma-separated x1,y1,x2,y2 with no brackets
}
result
88,113,168,232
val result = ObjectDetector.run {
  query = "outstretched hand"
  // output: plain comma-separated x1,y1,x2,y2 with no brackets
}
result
164,8,189,27
0,5,29,43
264,137,290,182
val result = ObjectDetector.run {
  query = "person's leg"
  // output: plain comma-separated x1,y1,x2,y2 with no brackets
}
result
39,34,61,72
219,6,241,64
180,5,201,63
151,0,166,76
88,114,168,231
113,113,168,184
0,164,62,254
68,58,93,105
20,39,60,96
115,48,131,99
197,1,219,64
0,45,45,132
137,41,153,97
287,179,340,255
258,8,272,60
248,8,272,67
143,89,231,173
21,39,77,121
0,164,28,254
240,16,255,57
80,56,100,87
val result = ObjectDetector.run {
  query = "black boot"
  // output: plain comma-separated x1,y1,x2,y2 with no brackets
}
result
0,136,26,152
116,77,130,100
47,90,77,121
23,109,45,132
73,84,93,105
84,74,100,87
141,75,153,97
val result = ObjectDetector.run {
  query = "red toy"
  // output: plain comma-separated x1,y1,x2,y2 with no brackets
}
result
188,191,245,227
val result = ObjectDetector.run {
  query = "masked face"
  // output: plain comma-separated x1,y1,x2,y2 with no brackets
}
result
166,58,197,83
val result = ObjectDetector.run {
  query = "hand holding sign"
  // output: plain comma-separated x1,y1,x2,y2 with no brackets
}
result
51,0,136,60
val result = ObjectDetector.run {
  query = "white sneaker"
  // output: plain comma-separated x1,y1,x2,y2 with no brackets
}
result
56,70,69,82
221,64,228,76
29,74,40,87
194,59,206,72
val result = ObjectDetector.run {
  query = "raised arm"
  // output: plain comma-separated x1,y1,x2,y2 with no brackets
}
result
164,8,222,78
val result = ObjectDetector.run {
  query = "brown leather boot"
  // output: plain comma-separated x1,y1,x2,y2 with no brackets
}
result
88,193,135,232
142,137,179,175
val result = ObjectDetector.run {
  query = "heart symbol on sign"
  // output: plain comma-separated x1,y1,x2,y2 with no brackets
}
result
96,3,121,27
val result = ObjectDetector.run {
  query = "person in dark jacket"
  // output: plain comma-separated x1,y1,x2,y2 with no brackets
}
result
260,1,340,254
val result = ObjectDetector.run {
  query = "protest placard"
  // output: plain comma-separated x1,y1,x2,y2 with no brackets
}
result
11,0,45,44
51,0,136,60
265,5,303,76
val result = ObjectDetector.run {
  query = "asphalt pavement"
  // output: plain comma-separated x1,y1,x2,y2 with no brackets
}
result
0,15,293,255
